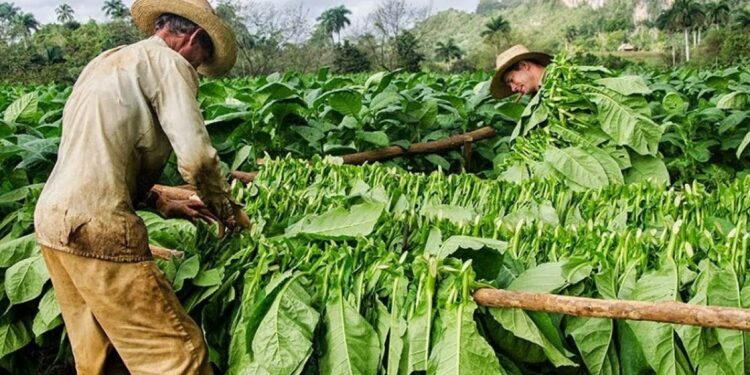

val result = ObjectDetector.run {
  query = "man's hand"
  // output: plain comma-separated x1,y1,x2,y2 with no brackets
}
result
147,185,250,237
156,193,220,225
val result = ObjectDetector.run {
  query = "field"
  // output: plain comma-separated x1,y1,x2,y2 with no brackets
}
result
1,58,750,374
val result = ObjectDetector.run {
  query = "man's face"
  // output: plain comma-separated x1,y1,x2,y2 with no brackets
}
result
502,61,543,96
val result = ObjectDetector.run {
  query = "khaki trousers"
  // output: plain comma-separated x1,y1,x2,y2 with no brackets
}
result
41,246,213,375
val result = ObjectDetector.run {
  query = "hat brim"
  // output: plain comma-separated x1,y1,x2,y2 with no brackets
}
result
490,52,552,99
131,0,237,77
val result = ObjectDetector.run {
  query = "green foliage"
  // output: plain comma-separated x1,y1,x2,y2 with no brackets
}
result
394,31,424,73
334,41,371,74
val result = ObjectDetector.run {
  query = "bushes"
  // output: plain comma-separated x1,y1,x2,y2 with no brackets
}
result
333,41,371,74
695,27,750,65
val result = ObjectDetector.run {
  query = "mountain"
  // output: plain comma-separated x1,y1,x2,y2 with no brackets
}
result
414,0,675,66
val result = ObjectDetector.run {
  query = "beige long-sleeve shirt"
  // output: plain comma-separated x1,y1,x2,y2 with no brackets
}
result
34,36,232,262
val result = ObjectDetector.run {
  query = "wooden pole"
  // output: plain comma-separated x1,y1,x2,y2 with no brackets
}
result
473,288,750,331
342,127,497,165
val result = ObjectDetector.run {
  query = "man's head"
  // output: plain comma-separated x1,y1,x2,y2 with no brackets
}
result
490,44,552,99
154,13,215,69
501,60,547,96
131,0,237,77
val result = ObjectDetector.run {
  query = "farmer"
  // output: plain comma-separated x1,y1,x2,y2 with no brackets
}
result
32,0,248,373
490,44,552,99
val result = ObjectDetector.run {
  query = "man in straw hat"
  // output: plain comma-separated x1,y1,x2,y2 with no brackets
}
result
33,0,248,373
490,44,552,100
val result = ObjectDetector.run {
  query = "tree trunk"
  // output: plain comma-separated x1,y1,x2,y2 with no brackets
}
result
684,28,690,62
672,43,676,65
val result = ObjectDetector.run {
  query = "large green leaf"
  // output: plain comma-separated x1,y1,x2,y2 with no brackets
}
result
386,275,408,375
251,277,319,375
717,92,748,110
138,211,196,252
0,316,31,359
321,290,380,375
595,76,652,96
5,254,49,305
675,261,713,368
490,307,576,368
370,91,402,112
736,131,750,158
589,92,663,155
707,268,745,375
405,270,436,373
428,301,502,374
627,260,692,375
356,131,389,147
544,146,609,189
588,146,624,185
172,255,199,292
507,262,567,293
0,234,38,268
285,202,384,240
662,92,688,115
328,91,363,117
3,92,38,123
567,317,619,375
429,235,506,260
32,288,62,337
624,154,670,185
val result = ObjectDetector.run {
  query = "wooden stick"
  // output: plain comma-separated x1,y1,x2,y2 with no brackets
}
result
341,127,497,165
149,245,184,260
473,288,750,331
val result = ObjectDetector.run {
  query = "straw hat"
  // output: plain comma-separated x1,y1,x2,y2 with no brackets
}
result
131,0,237,77
490,44,552,99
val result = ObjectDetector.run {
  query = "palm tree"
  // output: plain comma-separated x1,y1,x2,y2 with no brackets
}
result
10,11,38,46
668,0,705,61
55,3,75,24
13,12,38,36
435,39,464,62
736,9,750,28
704,1,730,29
481,15,511,53
0,2,20,22
656,7,679,64
102,0,129,20
316,6,351,45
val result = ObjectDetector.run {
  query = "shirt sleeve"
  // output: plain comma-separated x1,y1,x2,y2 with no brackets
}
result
149,56,235,222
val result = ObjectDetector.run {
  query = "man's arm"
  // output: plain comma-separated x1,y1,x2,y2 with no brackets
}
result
149,57,248,231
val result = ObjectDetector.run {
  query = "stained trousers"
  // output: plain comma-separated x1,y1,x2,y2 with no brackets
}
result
41,246,213,375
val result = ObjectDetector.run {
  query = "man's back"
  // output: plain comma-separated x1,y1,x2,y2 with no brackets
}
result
35,37,204,262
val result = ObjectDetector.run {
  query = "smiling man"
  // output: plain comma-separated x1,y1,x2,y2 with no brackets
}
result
33,0,249,373
490,44,552,99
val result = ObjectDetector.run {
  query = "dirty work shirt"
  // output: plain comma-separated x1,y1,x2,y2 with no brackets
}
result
35,36,232,262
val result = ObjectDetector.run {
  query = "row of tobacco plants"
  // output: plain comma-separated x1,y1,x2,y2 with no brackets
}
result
0,60,749,373
1,157,749,374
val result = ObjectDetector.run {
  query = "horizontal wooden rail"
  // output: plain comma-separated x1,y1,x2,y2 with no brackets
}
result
473,288,750,331
341,126,497,165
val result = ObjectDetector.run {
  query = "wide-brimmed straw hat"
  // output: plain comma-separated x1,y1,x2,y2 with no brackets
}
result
131,0,237,77
490,44,552,99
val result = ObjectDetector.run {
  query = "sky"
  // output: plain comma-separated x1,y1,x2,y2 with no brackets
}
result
13,0,480,25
